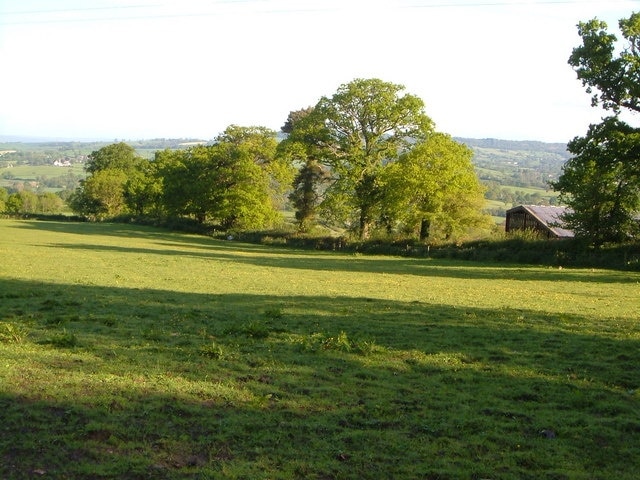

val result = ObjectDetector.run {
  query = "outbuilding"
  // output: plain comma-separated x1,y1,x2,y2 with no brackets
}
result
505,205,574,239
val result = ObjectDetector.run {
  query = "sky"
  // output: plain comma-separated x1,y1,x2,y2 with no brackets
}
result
1,0,639,143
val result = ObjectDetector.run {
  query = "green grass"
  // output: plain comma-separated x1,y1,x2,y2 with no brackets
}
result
1,219,639,479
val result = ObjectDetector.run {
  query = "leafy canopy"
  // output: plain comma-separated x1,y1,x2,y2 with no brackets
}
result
555,11,640,245
313,78,435,238
569,12,640,113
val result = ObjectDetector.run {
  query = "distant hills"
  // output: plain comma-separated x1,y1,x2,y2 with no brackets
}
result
0,135,111,143
454,137,570,190
2,135,569,151
455,137,569,156
1,136,571,187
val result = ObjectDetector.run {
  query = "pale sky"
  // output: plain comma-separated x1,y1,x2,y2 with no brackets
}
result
1,0,638,143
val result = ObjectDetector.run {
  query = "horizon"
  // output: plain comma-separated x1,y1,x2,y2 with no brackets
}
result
0,133,571,146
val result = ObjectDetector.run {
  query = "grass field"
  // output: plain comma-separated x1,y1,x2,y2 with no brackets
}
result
1,164,85,181
1,219,639,479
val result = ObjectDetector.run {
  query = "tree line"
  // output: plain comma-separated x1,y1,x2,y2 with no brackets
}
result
0,188,65,215
68,78,491,242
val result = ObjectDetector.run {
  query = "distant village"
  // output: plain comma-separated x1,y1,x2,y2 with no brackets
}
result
52,159,73,167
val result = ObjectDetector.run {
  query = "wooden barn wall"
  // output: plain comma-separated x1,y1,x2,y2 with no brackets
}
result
506,210,553,238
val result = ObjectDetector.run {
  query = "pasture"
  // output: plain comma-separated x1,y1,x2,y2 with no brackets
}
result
0,219,639,479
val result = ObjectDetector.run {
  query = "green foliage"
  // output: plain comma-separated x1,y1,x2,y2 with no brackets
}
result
38,192,65,214
554,117,640,245
217,125,295,211
199,341,227,359
6,192,25,214
322,330,354,352
233,227,640,270
124,158,163,216
0,322,29,344
314,78,435,238
383,132,492,241
225,320,271,339
280,79,488,241
320,330,379,355
70,143,145,220
45,329,79,348
278,107,332,232
155,126,284,229
4,189,66,215
569,12,640,114
77,169,129,220
556,11,640,245
263,307,284,319
288,158,331,232
85,142,141,175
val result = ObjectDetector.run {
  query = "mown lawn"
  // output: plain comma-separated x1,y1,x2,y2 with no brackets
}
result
0,219,639,479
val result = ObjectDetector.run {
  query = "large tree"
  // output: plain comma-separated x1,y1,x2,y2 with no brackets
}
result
155,146,220,223
123,158,163,217
313,78,434,239
85,142,142,175
156,126,284,229
70,143,144,220
72,169,129,220
216,125,294,212
554,117,640,244
382,133,489,241
554,12,640,244
278,107,331,232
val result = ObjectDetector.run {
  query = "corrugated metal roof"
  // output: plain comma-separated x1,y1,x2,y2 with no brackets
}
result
507,205,575,238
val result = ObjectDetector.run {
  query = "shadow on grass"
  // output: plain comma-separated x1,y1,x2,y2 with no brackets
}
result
16,219,639,284
1,277,639,479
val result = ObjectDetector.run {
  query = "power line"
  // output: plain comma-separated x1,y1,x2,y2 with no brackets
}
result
0,0,635,26
2,4,160,15
1,0,263,15
406,0,635,5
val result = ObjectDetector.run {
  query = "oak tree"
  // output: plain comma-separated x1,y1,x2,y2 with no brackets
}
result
71,143,143,220
382,133,489,241
554,117,640,244
156,126,283,229
278,108,331,232
313,78,434,239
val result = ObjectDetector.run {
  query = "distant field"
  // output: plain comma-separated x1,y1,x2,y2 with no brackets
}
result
1,164,85,179
1,219,639,479
499,184,560,197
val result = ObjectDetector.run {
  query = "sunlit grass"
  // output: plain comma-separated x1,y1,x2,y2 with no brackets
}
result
1,219,639,479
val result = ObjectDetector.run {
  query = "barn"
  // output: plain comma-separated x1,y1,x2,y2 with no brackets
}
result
505,205,574,239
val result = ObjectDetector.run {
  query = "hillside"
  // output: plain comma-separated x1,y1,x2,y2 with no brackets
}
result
2,219,639,479
456,137,570,189
453,138,570,218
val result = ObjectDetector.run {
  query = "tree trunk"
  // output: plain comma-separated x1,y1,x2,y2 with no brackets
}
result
419,218,430,241
359,208,371,240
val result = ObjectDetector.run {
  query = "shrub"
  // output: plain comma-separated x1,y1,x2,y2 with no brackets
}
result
47,329,79,348
0,322,29,344
199,341,226,360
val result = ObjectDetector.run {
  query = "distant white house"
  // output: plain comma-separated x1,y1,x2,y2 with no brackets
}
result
53,159,72,167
